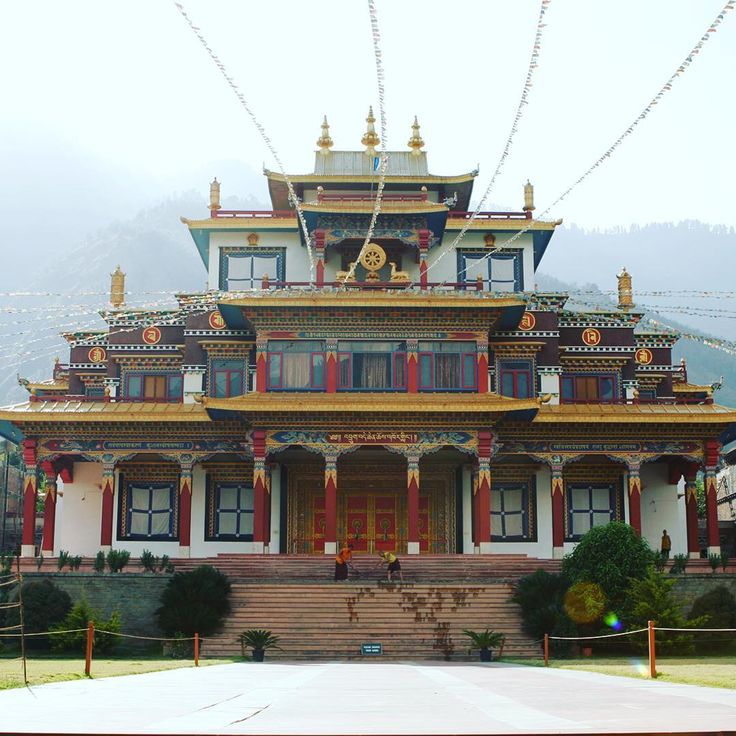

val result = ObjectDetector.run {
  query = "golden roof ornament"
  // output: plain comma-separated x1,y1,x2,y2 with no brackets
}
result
523,180,535,213
110,265,125,309
209,178,221,213
407,116,424,156
617,267,634,312
316,115,333,155
361,106,380,156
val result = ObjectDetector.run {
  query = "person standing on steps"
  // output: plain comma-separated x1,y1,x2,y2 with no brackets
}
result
374,550,404,584
661,529,672,560
334,543,356,581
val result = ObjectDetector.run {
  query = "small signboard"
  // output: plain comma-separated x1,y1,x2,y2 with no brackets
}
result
361,642,382,656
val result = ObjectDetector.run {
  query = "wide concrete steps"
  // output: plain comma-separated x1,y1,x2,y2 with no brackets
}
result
203,582,540,660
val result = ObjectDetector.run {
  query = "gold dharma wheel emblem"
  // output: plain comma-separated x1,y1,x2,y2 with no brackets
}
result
359,243,387,280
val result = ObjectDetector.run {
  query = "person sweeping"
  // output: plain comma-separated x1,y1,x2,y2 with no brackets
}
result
334,543,357,581
374,550,404,583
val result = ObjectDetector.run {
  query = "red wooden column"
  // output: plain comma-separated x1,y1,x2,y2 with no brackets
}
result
264,464,272,550
178,458,194,558
314,229,326,287
684,463,700,559
252,430,267,551
627,458,642,536
407,454,421,554
100,458,116,551
406,339,418,393
255,333,268,393
704,440,721,554
477,338,489,394
324,454,338,555
20,440,38,558
40,460,57,557
326,339,338,393
549,459,565,559
418,229,430,290
476,431,492,553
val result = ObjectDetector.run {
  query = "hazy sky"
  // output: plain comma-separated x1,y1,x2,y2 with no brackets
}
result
1,0,734,229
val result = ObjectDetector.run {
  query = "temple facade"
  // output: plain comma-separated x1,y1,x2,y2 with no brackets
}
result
2,111,735,562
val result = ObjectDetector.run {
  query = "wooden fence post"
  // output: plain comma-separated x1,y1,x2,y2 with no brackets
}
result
544,634,549,667
194,632,199,667
648,620,656,679
85,621,94,676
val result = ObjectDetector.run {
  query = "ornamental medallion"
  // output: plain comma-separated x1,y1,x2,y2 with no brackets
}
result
142,326,162,345
88,346,106,364
635,348,653,365
208,311,225,330
581,328,601,346
518,312,536,331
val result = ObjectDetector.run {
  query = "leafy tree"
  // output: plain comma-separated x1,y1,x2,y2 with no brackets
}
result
50,599,121,653
688,586,736,653
562,521,653,613
4,579,71,649
157,565,231,637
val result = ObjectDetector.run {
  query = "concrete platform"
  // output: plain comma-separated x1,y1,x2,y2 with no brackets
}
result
1,661,736,734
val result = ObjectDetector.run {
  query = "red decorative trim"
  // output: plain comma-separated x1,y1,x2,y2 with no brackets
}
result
407,473,420,544
685,481,699,554
628,480,642,536
179,478,192,548
100,477,114,547
551,486,564,549
326,352,337,393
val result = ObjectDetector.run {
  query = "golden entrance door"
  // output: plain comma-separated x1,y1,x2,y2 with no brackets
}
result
340,493,401,553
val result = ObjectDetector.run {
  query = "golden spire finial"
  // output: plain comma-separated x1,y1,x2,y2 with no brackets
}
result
110,265,125,309
523,180,535,213
617,267,634,312
361,105,380,156
209,177,221,213
316,115,333,155
407,116,424,156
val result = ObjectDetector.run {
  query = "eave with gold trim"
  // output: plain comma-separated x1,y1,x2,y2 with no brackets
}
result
533,403,736,424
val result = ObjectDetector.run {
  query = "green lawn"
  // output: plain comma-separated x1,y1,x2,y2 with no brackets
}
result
0,656,237,690
504,656,736,689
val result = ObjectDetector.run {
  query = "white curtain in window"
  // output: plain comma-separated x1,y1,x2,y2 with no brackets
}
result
130,511,148,536
252,255,279,281
218,512,237,535
282,354,311,388
490,256,515,291
360,354,389,388
150,510,171,536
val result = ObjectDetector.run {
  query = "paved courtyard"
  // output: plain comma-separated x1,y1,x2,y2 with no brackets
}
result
1,661,736,734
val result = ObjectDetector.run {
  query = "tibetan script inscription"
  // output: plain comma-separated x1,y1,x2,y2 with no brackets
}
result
326,432,419,445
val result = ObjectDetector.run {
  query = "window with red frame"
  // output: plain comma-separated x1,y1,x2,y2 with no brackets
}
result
498,359,534,398
418,341,476,391
211,359,245,398
337,341,406,391
267,340,325,390
561,374,617,403
126,373,182,402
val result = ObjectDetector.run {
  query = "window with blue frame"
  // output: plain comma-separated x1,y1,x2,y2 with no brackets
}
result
491,482,535,541
267,340,325,390
561,374,617,403
566,483,617,541
121,482,176,540
126,373,182,402
209,483,254,541
211,359,245,398
219,248,285,290
498,359,534,398
458,249,523,291
85,385,105,398
337,341,406,390
418,341,476,391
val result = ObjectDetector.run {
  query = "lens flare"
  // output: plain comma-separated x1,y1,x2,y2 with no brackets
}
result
603,612,623,631
564,582,606,624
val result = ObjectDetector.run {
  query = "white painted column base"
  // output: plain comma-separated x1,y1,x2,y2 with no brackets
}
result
553,547,564,560
20,545,35,558
178,546,191,559
689,552,700,560
708,545,721,556
100,545,112,554
252,542,265,554
324,542,336,555
407,542,420,555
41,548,55,557
478,542,492,554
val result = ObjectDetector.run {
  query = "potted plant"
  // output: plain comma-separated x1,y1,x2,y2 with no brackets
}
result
462,629,504,662
238,629,281,662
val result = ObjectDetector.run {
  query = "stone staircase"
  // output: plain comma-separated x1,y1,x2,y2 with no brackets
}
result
202,581,542,660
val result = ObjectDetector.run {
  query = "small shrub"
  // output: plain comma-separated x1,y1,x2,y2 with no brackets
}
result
157,565,231,637
653,552,668,573
0,554,12,576
721,552,730,572
50,599,122,653
164,631,193,658
160,555,174,573
56,550,70,571
238,629,280,655
670,553,688,575
68,555,83,571
35,554,44,571
708,553,721,573
140,549,157,573
106,549,130,573
462,629,504,650
4,579,71,649
93,551,106,573
688,586,736,653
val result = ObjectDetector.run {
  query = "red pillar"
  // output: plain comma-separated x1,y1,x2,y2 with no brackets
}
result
252,430,267,549
100,461,115,550
256,334,267,393
407,340,418,393
178,460,193,556
550,461,565,558
476,431,492,552
418,230,430,290
407,455,420,554
264,464,272,547
324,455,338,555
21,440,37,557
315,229,325,287
627,460,642,536
326,340,337,393
704,440,721,553
477,339,489,394
40,460,57,556
684,465,700,558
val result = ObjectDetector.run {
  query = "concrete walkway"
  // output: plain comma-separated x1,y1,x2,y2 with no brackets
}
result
1,661,736,734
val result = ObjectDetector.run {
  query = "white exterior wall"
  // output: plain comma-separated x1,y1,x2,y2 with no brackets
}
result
640,461,686,555
55,461,103,557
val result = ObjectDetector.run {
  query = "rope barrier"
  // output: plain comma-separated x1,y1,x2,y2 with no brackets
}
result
0,578,20,588
548,627,648,641
94,629,198,642
0,628,88,637
654,626,736,633
0,601,22,610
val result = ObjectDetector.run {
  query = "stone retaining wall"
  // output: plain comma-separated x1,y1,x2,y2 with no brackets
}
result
671,573,736,613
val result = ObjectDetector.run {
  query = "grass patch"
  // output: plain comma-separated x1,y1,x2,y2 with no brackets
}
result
502,656,736,689
0,655,238,690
